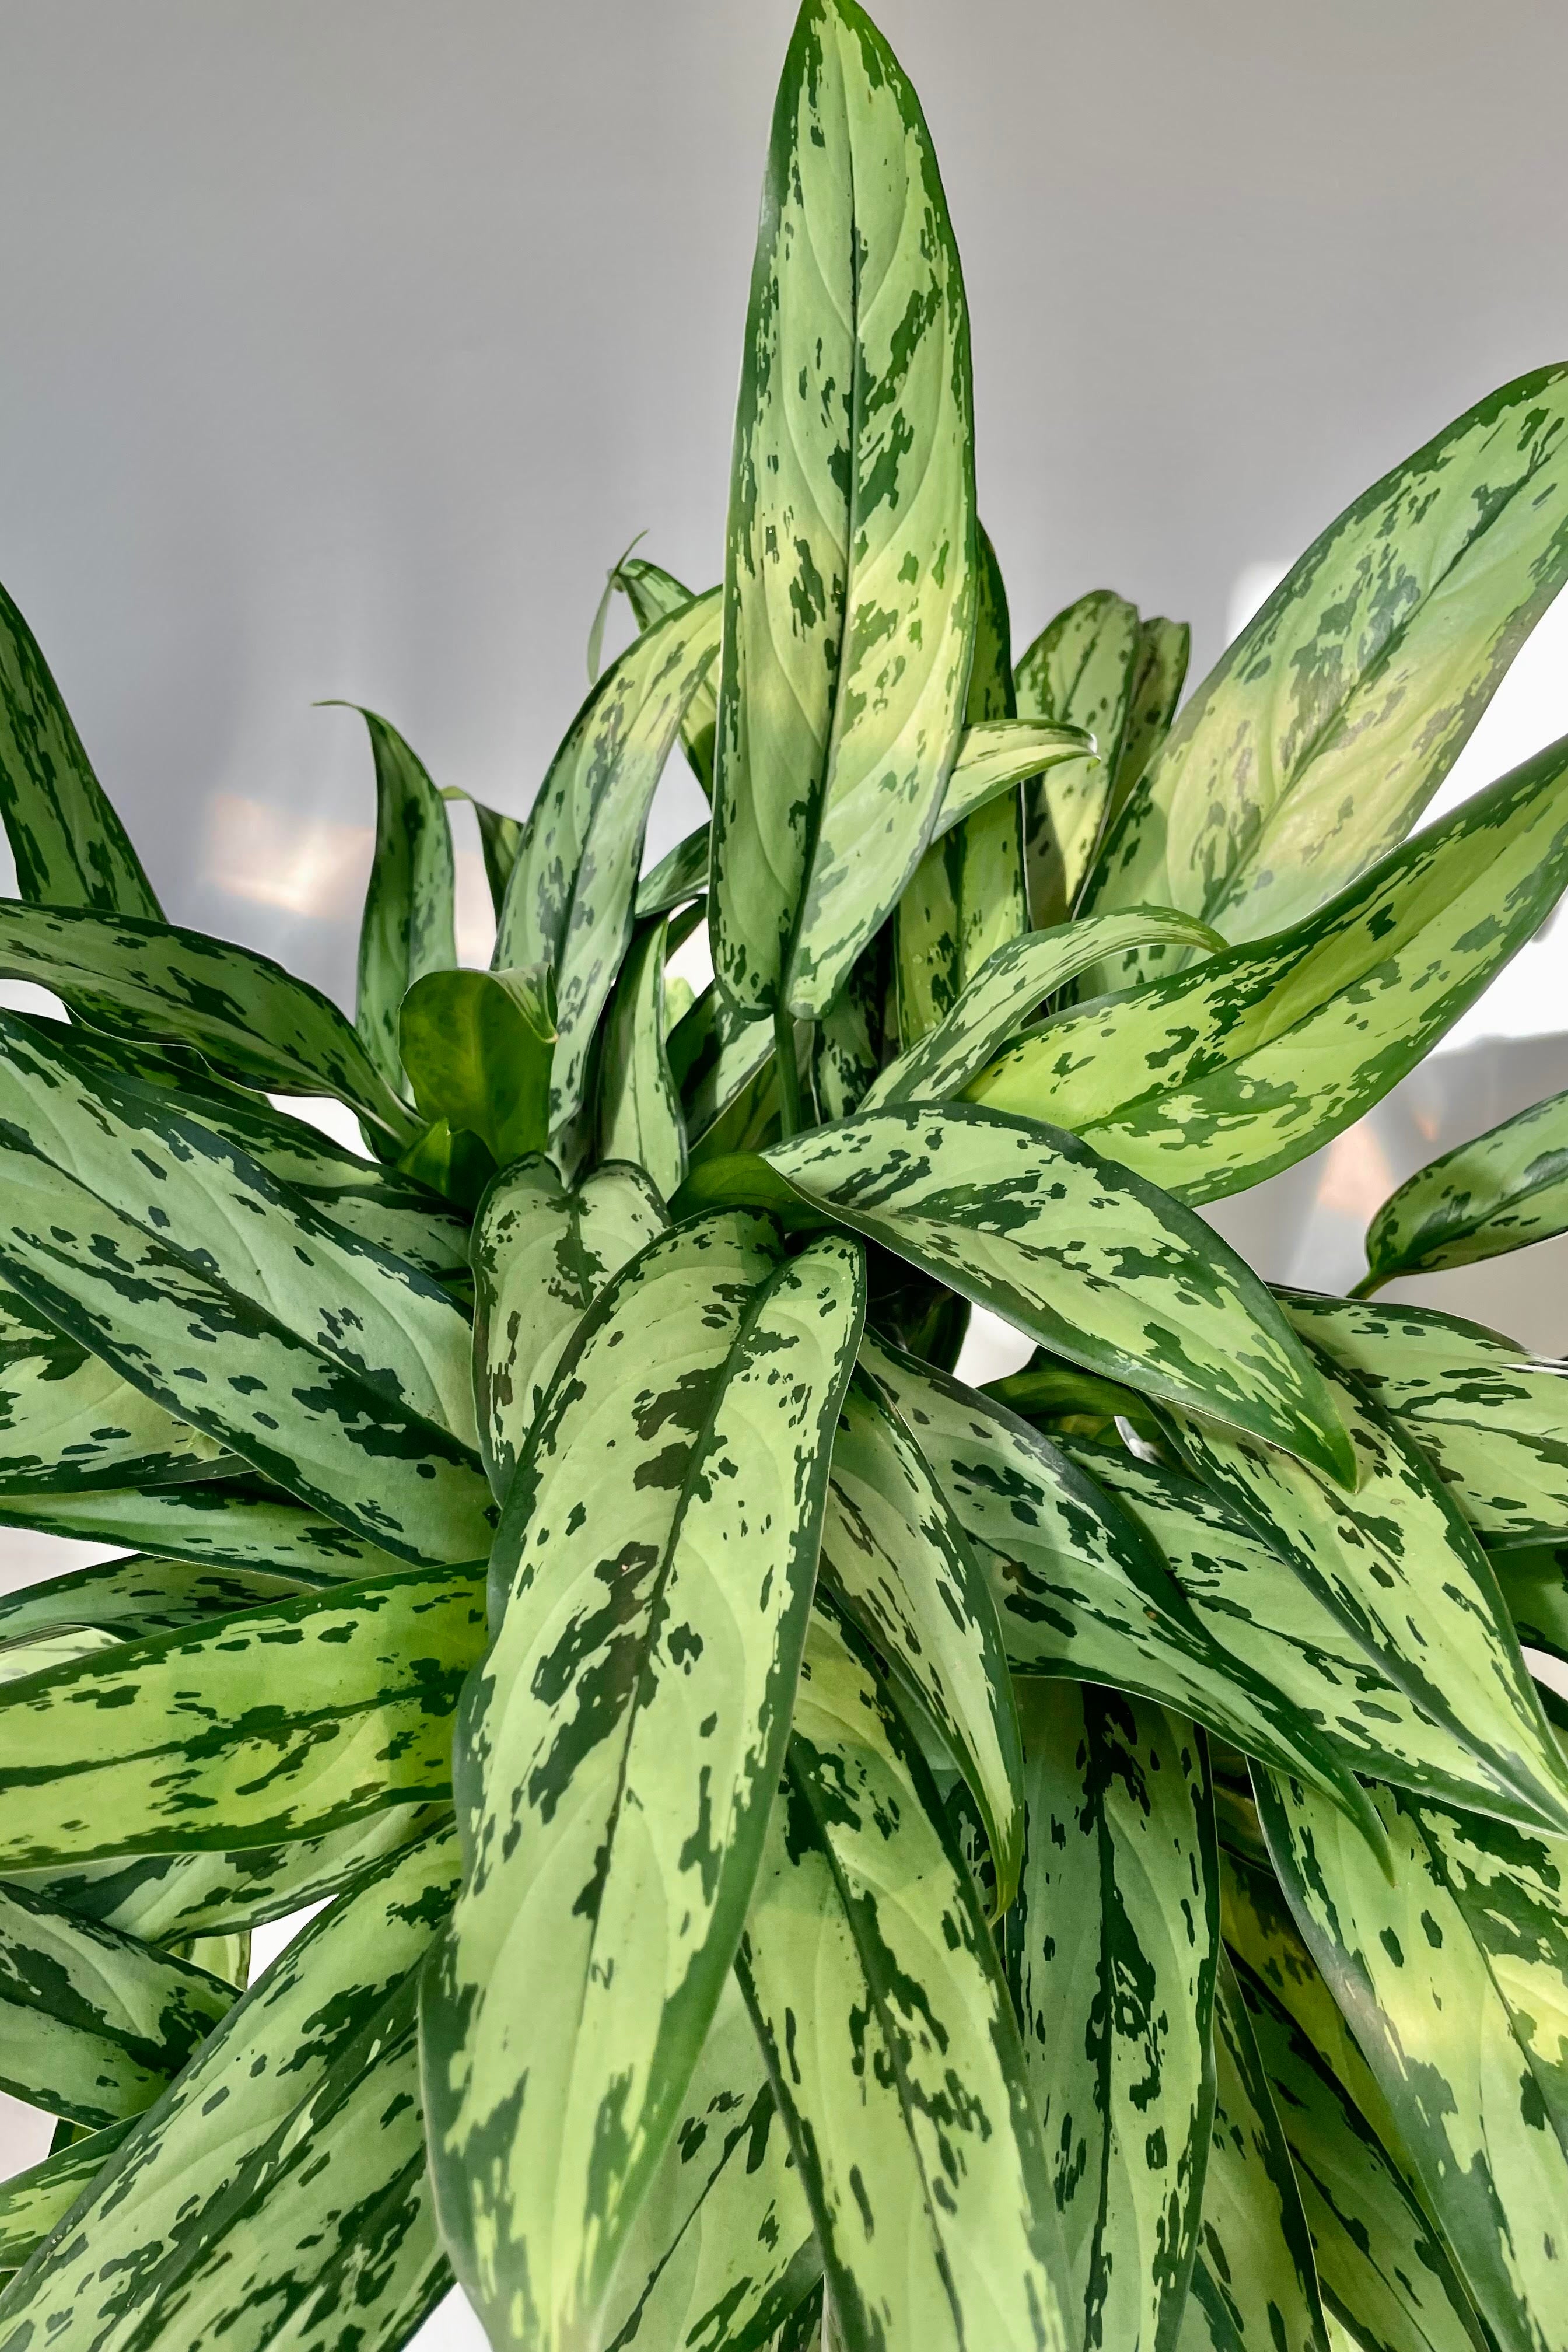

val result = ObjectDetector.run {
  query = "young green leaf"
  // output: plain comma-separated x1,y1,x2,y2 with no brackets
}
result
470,1153,665,1502
495,587,721,1127
736,1611,1067,2352
682,1102,1356,1486
1011,1681,1219,2352
1492,1545,1568,1661
0,576,162,920
1361,1086,1568,1289
1089,366,1568,974
424,1216,864,2352
598,914,688,1200
400,963,556,1170
1014,589,1141,928
820,1363,1025,1910
338,705,458,1098
971,731,1568,1202
711,0,976,1023
0,1560,483,1868
0,1283,225,1493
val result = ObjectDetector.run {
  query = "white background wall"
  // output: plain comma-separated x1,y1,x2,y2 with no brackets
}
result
4,4,1568,2342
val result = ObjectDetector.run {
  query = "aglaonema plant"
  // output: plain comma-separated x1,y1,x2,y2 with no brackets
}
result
0,4,1564,2348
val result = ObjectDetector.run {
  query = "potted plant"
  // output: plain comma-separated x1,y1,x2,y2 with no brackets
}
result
0,3,1562,2347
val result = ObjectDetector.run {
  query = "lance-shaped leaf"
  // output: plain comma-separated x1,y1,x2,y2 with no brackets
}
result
1255,1768,1568,2352
675,986,779,1144
810,935,890,1125
1014,589,1141,928
865,1342,1370,1819
0,1282,225,1492
1088,366,1568,981
1362,1087,1568,1289
637,821,711,918
1013,1680,1218,2352
0,1146,492,1563
0,2120,135,2275
711,0,976,1023
736,1611,1066,2352
0,1007,477,1443
598,914,688,1201
0,1478,415,1578
1492,1545,1568,1661
0,1824,459,2347
400,963,556,1171
470,1153,664,1502
0,1559,484,1868
930,722,1095,841
423,1215,864,2352
681,1102,1354,1485
340,705,458,1097
0,1880,233,2128
1174,1349,1568,1838
1181,1952,1328,2352
820,1362,1024,1909
616,555,719,796
443,783,524,918
599,1972,817,2352
0,575,162,919
0,1553,330,1644
1284,1292,1568,1549
972,733,1568,1203
495,587,721,1125
1234,1958,1488,2352
865,908,1225,1112
1107,616,1189,836
0,900,417,1144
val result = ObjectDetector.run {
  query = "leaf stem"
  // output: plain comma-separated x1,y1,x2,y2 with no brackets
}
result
775,1004,806,1139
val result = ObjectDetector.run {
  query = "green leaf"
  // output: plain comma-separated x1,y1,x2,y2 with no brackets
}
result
1011,1681,1218,2352
616,555,718,796
929,720,1096,841
338,705,458,1098
1107,616,1189,837
495,587,721,1128
1014,589,1142,928
820,1357,1025,1909
736,1610,1066,2352
1491,1545,1568,1661
0,2119,134,2274
400,963,556,1169
711,0,977,1022
865,908,1226,1112
0,901,418,1144
470,1153,665,1502
1234,1956,1487,2352
424,1216,864,2351
676,987,779,1146
810,935,890,1126
682,1101,1356,1486
0,575,162,919
971,733,1568,1203
598,1972,817,2352
0,1552,331,1642
1284,1292,1568,1549
443,783,524,919
598,914,688,1200
1255,1768,1568,2352
0,1560,484,1868
1089,366,1568,975
636,820,710,918
1173,1348,1568,1838
1361,1087,1568,1289
0,1823,459,2348
0,1282,226,1493
0,1478,416,1577
1180,1952,1329,2352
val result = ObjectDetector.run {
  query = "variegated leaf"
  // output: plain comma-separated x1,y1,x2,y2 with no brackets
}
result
0,575,162,919
599,1971,817,2352
0,1560,484,1867
424,1216,864,2352
0,1880,233,2128
712,0,975,1023
1174,1349,1568,1837
821,1359,1024,1908
929,722,1096,842
0,2119,134,2275
470,1153,665,1502
443,783,524,918
1255,1768,1568,2352
0,900,417,1145
495,587,720,1126
0,1283,224,1492
1180,1951,1328,2352
0,1824,459,2347
810,935,890,1126
737,1610,1067,2352
1362,1087,1568,1288
674,986,779,1146
0,1554,332,1643
1014,589,1141,927
342,704,458,1097
970,735,1568,1203
615,555,718,795
598,913,688,1201
1010,1679,1219,2352
684,1102,1355,1484
0,1478,416,1577
636,821,710,918
1284,1292,1568,1549
1107,616,1189,837
1089,368,1568,979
